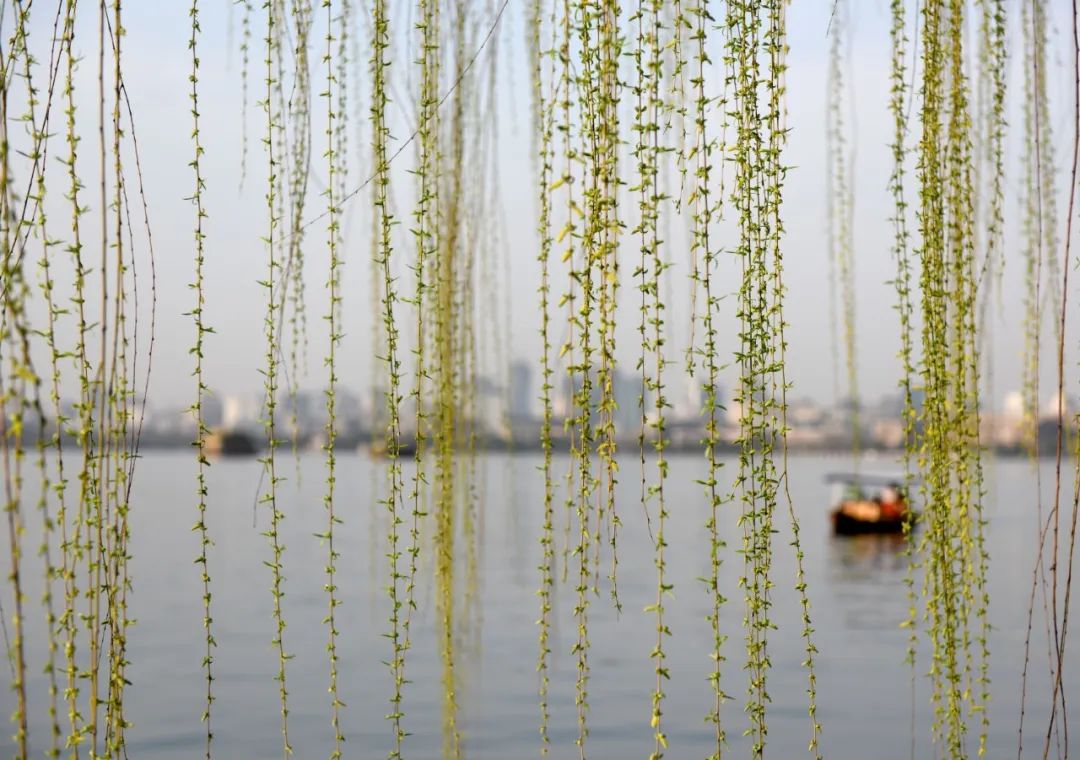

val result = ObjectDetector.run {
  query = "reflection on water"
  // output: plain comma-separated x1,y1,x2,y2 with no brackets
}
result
1,452,1076,759
825,533,910,633
828,532,909,575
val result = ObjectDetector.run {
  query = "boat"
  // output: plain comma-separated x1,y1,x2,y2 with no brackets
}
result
366,437,418,458
205,428,259,456
826,472,919,536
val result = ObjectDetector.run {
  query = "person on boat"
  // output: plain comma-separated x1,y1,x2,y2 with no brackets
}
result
838,481,879,521
877,483,906,520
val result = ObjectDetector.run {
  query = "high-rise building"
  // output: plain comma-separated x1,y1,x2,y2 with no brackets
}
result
509,359,534,420
223,392,262,431
203,393,224,428
612,368,644,437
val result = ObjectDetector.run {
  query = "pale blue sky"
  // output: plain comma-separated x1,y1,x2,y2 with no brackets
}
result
24,0,1080,414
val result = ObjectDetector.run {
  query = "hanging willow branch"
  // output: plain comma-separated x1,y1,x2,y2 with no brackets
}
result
260,2,292,754
1016,3,1071,756
1044,1,1080,751
0,22,32,745
531,0,557,752
1,0,148,755
370,0,410,752
914,2,991,755
728,0,772,750
686,0,728,752
4,6,75,754
430,3,472,755
767,4,822,753
726,2,821,755
320,1,345,757
61,0,92,746
188,0,216,755
96,2,135,753
27,10,68,751
886,1,922,754
592,0,622,615
635,0,671,754
396,0,440,752
1019,0,1059,459
826,0,860,459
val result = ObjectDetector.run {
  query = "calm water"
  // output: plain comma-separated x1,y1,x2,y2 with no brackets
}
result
4,451,1078,758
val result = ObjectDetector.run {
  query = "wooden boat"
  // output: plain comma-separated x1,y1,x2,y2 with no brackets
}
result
366,437,418,458
831,505,918,535
205,429,258,456
826,472,919,536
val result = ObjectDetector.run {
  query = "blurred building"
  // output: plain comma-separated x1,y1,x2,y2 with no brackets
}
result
223,392,263,432
509,359,534,421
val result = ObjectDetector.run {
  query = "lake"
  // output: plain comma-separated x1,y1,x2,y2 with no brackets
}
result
3,451,1077,758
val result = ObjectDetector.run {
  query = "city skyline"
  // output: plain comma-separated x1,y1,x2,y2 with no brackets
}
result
125,356,1077,458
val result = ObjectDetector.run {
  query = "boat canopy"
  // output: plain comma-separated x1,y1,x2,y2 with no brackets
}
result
824,472,920,486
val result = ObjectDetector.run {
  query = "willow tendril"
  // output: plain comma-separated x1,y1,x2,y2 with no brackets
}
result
0,1,151,752
915,3,991,754
826,0,859,460
90,1,109,749
591,0,621,613
668,0,688,212
728,1,771,750
766,4,822,753
974,5,1005,754
240,0,254,186
549,0,589,752
397,0,439,749
887,1,922,755
0,314,30,760
632,0,671,755
1022,0,1078,753
1044,7,1080,759
555,0,574,590
952,1,990,752
320,2,345,757
370,0,408,752
1019,0,1058,460
574,0,600,615
186,3,217,757
687,0,727,752
630,0,649,584
532,0,557,749
1043,0,1080,750
1017,3,1065,752
1,22,32,745
973,0,1006,327
61,0,91,746
284,0,313,479
261,2,292,754
91,300,106,755
431,4,470,752
105,5,135,748
726,1,823,753
460,138,482,653
457,0,498,740
20,5,68,752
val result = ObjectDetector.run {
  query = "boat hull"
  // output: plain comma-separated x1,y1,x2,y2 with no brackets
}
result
831,509,915,536
206,430,258,456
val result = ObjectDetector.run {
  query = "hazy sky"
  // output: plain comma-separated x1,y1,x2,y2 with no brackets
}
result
25,0,1080,415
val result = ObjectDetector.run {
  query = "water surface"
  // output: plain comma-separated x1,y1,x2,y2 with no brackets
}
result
3,452,1077,758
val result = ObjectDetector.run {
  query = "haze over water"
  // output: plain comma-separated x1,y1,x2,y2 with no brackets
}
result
3,451,1076,758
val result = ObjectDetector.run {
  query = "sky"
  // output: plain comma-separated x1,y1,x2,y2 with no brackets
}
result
21,0,1080,416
